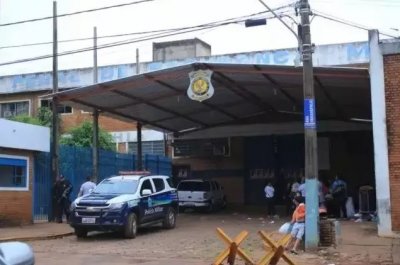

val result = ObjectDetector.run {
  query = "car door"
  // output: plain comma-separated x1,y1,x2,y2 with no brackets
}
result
138,178,156,224
152,178,168,220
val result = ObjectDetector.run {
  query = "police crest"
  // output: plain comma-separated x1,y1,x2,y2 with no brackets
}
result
187,70,214,102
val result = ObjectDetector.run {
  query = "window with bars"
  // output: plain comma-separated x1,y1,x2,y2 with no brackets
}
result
40,99,72,114
0,101,29,118
0,156,28,190
127,141,165,156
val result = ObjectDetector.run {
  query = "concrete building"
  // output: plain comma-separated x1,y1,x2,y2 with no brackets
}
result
153,38,211,61
0,119,50,225
368,30,400,237
0,39,369,155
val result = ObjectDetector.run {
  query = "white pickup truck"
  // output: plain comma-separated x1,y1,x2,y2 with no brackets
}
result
177,179,226,212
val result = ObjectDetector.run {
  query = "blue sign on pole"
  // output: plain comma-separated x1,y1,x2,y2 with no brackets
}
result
304,98,316,129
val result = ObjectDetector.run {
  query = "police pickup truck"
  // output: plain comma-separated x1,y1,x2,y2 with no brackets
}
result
69,172,178,238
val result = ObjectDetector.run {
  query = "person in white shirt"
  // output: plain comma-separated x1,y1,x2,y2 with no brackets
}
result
78,176,97,197
264,182,275,217
297,177,306,198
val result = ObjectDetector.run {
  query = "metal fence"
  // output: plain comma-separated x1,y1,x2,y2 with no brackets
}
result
33,145,171,221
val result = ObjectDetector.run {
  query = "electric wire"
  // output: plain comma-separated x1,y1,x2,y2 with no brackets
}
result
312,9,399,39
0,0,155,27
0,10,290,67
0,4,293,50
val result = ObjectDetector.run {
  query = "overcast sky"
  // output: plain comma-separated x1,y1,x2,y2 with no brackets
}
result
0,0,399,75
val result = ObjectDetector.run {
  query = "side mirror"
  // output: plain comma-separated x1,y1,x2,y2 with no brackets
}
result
142,189,152,196
0,242,35,265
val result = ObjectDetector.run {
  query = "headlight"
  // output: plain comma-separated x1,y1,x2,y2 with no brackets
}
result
109,202,125,210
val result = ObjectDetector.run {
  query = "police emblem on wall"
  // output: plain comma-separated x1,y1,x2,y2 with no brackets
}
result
187,70,214,102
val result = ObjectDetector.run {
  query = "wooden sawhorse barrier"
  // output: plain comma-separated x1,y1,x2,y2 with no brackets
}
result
212,228,255,265
212,228,297,265
258,231,296,265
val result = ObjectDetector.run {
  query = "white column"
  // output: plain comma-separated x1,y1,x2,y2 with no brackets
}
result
369,30,393,236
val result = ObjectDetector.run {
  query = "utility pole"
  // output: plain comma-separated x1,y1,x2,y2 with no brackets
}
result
257,0,319,250
136,48,143,171
50,0,59,222
92,26,99,183
299,0,319,249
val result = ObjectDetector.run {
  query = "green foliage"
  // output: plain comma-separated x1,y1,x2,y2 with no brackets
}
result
8,107,53,127
60,121,115,151
37,107,53,127
9,115,42,125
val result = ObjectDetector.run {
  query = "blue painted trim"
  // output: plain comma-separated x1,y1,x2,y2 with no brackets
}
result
0,157,26,166
305,178,319,249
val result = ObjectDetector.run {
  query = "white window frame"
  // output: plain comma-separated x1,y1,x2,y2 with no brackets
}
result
38,99,73,115
0,99,31,118
0,154,30,191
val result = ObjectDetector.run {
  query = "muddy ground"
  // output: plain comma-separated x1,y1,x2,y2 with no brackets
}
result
29,210,395,265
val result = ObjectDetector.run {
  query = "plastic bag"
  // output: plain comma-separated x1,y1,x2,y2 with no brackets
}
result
278,222,293,234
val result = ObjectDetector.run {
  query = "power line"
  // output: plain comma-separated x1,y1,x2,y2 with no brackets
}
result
0,10,288,67
0,0,155,27
0,5,293,50
312,10,399,39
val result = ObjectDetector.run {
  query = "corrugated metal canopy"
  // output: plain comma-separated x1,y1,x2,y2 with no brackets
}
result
53,62,370,134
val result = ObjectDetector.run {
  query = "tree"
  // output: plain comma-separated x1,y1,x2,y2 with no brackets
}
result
60,121,115,151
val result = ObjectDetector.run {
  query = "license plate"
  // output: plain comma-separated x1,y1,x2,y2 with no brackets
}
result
183,202,195,206
81,217,96,224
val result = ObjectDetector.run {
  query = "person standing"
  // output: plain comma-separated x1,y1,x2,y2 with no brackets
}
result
298,177,306,199
330,175,348,219
78,176,97,197
285,196,306,255
264,182,275,217
286,177,300,215
53,175,73,223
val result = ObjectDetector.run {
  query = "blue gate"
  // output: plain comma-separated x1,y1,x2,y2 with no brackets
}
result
33,152,52,221
33,146,171,221
144,154,172,176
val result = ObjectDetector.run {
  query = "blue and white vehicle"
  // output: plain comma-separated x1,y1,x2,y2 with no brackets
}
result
69,172,178,238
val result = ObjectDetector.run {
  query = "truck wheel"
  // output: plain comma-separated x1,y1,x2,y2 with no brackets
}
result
124,213,138,238
75,228,87,238
163,207,176,229
221,197,227,209
206,201,214,213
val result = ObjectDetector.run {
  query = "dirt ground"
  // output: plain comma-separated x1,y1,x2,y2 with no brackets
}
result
29,210,396,265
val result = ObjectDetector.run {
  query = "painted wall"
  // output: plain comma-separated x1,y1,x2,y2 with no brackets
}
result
0,148,34,225
0,41,369,94
0,119,50,152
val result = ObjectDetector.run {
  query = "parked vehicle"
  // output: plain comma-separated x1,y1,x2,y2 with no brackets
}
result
177,179,226,212
0,242,34,265
69,172,178,238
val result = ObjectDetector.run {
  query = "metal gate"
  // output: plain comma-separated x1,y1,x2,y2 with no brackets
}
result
33,151,52,221
33,146,171,221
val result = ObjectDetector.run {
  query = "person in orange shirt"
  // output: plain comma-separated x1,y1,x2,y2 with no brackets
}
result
286,196,305,254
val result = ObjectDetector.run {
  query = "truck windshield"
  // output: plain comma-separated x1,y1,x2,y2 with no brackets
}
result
93,179,139,194
178,181,210,192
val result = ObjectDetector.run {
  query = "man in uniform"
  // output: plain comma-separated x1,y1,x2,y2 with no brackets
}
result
53,175,73,223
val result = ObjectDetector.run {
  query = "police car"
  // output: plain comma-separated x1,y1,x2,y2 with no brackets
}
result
69,171,178,238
